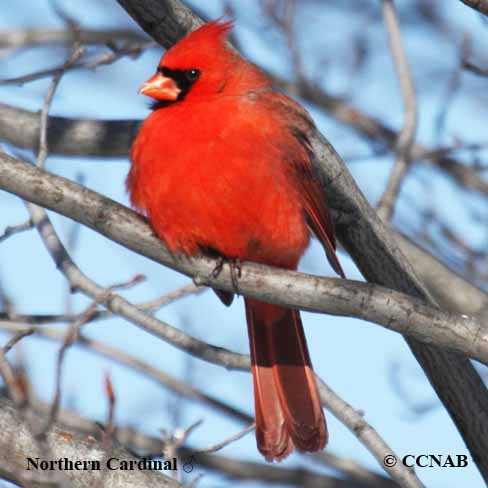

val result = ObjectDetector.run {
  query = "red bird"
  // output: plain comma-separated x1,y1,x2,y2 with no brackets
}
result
127,20,344,461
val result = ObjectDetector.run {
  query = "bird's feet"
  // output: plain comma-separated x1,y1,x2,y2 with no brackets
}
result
211,256,242,294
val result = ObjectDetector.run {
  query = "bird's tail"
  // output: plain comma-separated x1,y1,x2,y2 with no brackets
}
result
245,298,327,461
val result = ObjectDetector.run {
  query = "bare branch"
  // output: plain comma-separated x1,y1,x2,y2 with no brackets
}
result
377,0,418,221
116,0,203,49
0,397,181,487
36,44,84,168
0,102,140,157
0,348,26,406
0,218,33,244
2,328,34,355
463,59,488,76
459,0,488,16
102,372,116,450
313,451,399,488
0,28,146,51
139,282,204,311
0,321,252,424
39,300,99,439
192,423,255,454
0,282,205,325
316,379,421,487
0,41,154,86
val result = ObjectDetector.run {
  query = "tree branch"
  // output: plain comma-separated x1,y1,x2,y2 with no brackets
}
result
0,397,181,487
377,0,418,221
459,0,488,16
0,320,252,424
0,28,146,51
0,102,140,157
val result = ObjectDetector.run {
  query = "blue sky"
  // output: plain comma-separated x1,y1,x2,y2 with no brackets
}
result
1,1,487,487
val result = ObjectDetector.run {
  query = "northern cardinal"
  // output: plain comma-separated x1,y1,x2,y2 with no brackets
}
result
127,20,344,461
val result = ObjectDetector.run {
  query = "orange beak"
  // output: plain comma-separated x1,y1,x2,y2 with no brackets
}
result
139,73,181,101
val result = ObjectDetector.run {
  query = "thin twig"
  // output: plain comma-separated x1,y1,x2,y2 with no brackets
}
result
0,316,32,405
38,300,99,439
103,372,116,450
0,41,154,86
36,44,84,168
313,450,398,488
98,372,118,488
140,282,205,311
463,59,488,77
377,0,418,221
0,320,251,423
0,283,205,325
0,218,33,244
163,419,203,481
316,378,422,487
192,423,255,454
0,28,145,52
2,328,34,354
0,349,26,406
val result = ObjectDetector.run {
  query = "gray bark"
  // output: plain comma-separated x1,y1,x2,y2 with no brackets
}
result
0,397,181,488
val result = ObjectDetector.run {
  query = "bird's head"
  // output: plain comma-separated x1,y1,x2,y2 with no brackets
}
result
139,19,267,106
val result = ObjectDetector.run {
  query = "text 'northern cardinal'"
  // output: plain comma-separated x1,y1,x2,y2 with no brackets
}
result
127,20,344,461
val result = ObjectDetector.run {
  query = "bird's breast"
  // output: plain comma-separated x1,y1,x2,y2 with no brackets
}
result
128,98,310,268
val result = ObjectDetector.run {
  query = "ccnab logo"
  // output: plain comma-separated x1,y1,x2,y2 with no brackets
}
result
403,455,468,468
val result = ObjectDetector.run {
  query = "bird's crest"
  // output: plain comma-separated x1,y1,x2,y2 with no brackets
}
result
162,19,234,70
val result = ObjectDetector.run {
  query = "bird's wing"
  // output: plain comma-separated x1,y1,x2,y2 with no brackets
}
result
256,90,345,278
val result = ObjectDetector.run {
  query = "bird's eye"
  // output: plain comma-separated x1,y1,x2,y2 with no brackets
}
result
186,69,201,81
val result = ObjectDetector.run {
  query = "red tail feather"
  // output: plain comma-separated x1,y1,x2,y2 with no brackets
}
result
245,298,327,461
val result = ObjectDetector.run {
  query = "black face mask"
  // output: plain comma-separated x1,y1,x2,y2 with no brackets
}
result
150,67,201,110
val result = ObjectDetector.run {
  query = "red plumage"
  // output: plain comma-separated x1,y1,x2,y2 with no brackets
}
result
127,20,344,461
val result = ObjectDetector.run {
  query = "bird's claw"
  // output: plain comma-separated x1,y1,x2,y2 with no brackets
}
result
211,256,242,294
211,256,225,278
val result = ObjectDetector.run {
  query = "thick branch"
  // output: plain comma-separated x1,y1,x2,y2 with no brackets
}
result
0,102,139,157
0,398,180,487
459,0,488,16
116,0,203,49
393,233,488,315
